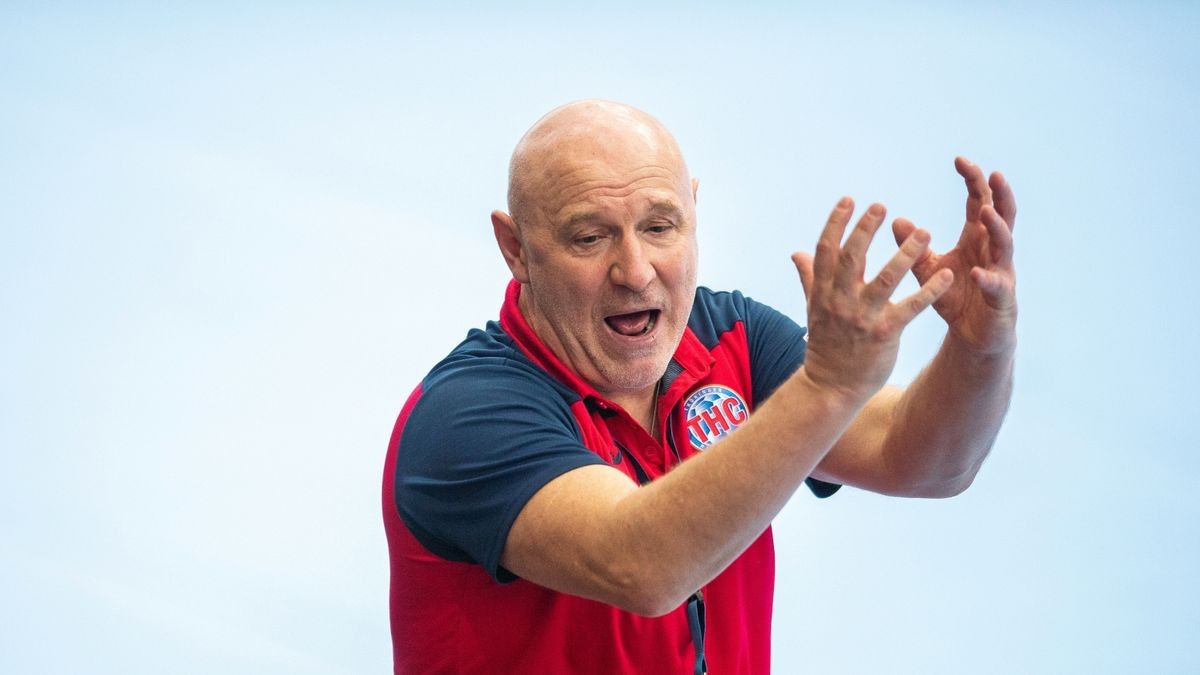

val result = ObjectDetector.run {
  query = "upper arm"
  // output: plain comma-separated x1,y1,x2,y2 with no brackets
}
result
811,385,908,494
500,463,649,607
394,365,607,582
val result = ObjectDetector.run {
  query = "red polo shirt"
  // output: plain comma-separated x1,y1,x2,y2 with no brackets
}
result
383,281,836,673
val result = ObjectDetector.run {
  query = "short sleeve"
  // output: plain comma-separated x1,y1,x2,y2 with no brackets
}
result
743,295,841,499
395,363,608,582
742,296,808,405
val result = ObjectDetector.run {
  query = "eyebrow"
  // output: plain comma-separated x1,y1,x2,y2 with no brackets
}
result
560,200,685,229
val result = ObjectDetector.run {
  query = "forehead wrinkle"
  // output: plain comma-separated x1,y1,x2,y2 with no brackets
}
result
548,169,683,208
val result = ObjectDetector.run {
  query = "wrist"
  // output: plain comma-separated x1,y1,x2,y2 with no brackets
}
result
942,331,1016,373
790,364,876,414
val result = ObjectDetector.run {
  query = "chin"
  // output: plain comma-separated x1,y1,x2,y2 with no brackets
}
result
598,355,672,393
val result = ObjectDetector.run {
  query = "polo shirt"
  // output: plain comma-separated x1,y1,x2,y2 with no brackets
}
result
383,280,838,673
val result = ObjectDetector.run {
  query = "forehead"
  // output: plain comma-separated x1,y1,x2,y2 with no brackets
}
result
534,146,691,227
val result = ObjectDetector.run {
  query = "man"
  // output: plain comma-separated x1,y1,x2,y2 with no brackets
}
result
382,100,1016,673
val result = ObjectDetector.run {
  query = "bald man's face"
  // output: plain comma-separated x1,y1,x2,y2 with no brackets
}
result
495,116,698,402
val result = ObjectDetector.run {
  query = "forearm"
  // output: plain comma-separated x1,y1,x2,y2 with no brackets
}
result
879,333,1015,496
617,369,861,606
508,367,866,616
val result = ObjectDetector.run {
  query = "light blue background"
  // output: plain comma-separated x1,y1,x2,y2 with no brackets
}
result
3,3,1197,673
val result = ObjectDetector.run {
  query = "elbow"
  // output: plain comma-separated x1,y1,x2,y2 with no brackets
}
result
942,470,979,497
913,476,974,498
877,445,988,498
597,560,694,617
609,579,693,618
615,591,682,618
905,464,981,498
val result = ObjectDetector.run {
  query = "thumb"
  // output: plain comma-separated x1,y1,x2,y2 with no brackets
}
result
791,251,815,301
892,217,934,281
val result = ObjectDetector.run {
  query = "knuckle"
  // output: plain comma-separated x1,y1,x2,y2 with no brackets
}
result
828,298,852,321
874,269,897,289
870,323,893,342
903,237,927,255
906,295,928,314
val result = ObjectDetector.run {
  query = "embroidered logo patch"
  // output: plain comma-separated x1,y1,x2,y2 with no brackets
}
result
683,385,749,450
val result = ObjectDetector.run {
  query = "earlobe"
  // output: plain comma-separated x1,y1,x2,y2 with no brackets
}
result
491,210,530,283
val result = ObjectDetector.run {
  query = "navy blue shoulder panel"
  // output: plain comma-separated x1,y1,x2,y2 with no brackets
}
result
743,297,808,405
689,288,809,404
688,286,746,350
395,321,607,582
421,321,582,403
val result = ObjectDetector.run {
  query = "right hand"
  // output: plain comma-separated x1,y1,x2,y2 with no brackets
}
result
791,198,954,404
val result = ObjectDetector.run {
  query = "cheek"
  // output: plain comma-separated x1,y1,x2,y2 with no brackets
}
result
661,248,698,291
664,252,698,322
535,263,606,313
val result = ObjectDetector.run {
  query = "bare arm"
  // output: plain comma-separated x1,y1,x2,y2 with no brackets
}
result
814,158,1018,496
502,199,953,616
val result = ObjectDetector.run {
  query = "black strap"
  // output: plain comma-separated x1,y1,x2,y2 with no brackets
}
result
686,590,707,675
613,441,651,486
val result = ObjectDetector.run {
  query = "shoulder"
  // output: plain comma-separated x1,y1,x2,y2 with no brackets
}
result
392,322,605,576
686,288,808,405
688,287,753,347
404,322,583,442
688,287,803,346
421,321,579,405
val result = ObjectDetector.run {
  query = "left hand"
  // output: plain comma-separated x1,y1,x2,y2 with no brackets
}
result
892,157,1017,354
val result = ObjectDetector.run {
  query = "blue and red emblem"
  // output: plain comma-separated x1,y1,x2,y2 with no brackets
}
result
683,385,749,450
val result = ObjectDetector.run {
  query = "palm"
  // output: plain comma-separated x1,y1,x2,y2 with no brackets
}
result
894,158,1017,354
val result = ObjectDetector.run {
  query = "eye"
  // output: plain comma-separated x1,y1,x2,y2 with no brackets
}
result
645,223,676,236
574,234,603,246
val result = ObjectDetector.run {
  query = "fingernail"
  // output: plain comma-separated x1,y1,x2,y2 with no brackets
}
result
868,203,885,216
838,196,852,208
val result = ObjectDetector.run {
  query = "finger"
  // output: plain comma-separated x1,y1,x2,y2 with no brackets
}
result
791,251,816,301
835,202,886,289
970,267,1016,308
989,171,1017,230
891,215,916,245
892,217,936,281
960,221,991,267
891,268,954,326
981,205,1014,267
864,227,931,303
813,197,854,284
955,156,992,223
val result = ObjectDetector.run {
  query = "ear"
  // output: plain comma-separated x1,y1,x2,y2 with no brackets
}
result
691,177,700,204
491,210,530,283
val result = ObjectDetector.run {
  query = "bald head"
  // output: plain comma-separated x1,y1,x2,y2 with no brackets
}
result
506,100,693,229
490,100,700,403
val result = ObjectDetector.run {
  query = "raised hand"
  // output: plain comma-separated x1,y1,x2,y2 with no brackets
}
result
891,157,1017,355
792,198,954,404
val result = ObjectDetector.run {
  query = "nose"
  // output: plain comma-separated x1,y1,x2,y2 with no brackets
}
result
609,235,656,292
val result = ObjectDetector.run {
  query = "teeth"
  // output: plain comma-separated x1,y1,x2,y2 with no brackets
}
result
640,313,657,335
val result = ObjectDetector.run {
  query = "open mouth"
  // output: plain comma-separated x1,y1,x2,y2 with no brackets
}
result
604,309,660,337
